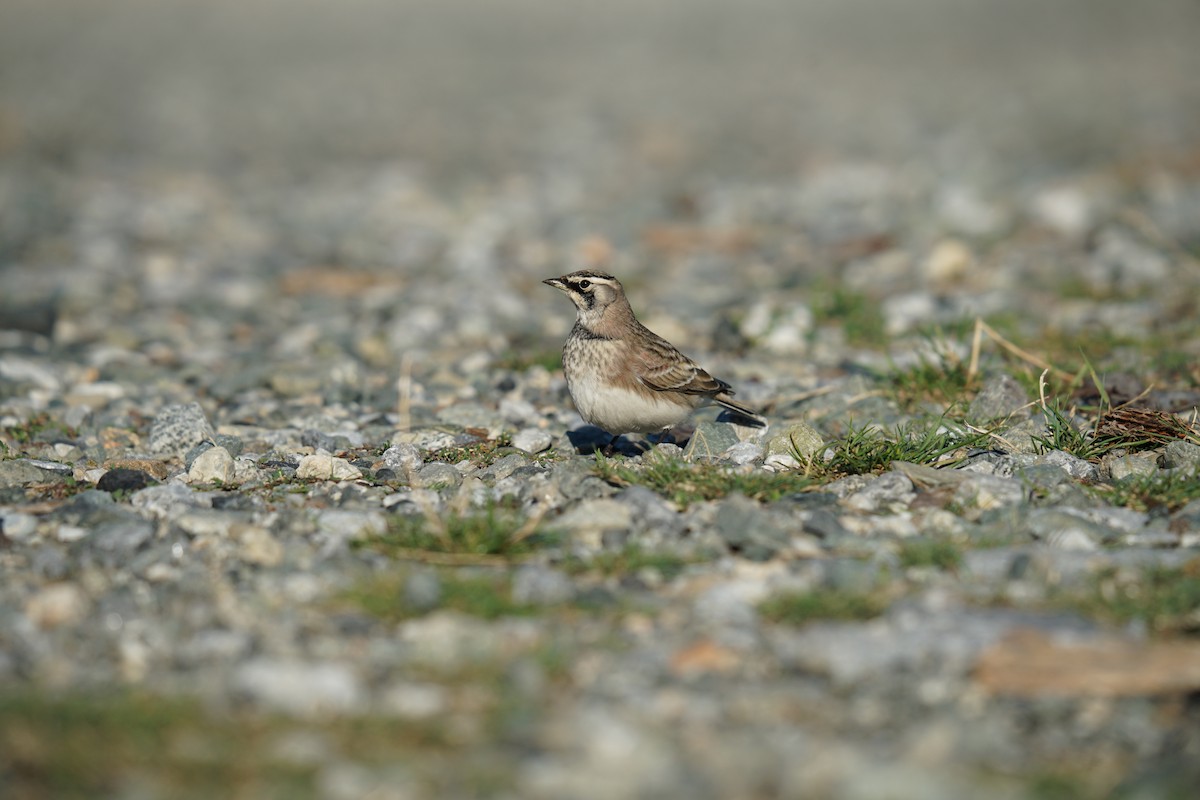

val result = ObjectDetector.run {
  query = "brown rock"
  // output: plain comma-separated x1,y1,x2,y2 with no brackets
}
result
103,458,171,480
975,628,1200,697
670,639,741,678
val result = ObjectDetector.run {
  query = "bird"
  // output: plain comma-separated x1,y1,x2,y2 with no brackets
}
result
543,269,764,454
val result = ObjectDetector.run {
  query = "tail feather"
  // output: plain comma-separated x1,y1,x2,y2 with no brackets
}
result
714,393,766,428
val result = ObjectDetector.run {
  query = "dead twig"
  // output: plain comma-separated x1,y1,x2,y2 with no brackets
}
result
968,318,1073,384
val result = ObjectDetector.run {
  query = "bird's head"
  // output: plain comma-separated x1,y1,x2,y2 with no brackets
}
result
543,270,624,325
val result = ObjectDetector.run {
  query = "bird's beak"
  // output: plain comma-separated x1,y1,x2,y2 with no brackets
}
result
543,277,566,291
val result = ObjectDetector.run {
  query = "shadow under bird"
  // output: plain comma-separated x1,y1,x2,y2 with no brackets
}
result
544,269,765,454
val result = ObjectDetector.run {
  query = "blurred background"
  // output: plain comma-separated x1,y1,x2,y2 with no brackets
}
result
2,0,1199,377
3,0,1199,176
4,4,1200,797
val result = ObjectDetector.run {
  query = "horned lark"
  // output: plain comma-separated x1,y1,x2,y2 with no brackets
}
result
544,269,764,453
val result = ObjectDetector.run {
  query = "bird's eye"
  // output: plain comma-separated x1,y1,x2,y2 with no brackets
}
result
578,280,591,290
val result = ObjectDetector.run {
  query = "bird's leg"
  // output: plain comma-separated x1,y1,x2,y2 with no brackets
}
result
602,434,622,457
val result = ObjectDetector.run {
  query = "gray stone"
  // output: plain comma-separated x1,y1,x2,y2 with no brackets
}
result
188,446,236,485
714,494,790,561
801,509,848,540
0,511,38,541
21,458,72,476
0,459,67,488
212,434,243,458
763,422,823,470
398,612,543,667
683,421,740,462
953,473,1025,511
552,499,633,547
148,402,215,458
480,453,527,482
995,417,1049,454
391,429,470,454
1107,454,1158,481
614,486,684,539
88,518,156,559
554,460,616,501
967,373,1029,423
823,555,896,593
381,442,423,474
1087,225,1171,293
770,606,1097,688
1031,450,1100,482
1161,440,1200,471
415,461,462,489
511,565,575,605
844,471,916,513
723,441,763,465
404,571,442,612
131,483,212,519
1171,499,1200,534
1027,508,1120,550
316,510,388,543
1015,464,1074,495
234,659,364,716
300,429,357,453
512,427,552,454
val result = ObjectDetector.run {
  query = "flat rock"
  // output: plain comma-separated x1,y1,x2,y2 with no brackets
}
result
296,453,363,481
234,659,364,716
683,421,740,462
512,427,553,454
975,629,1200,696
967,373,1029,424
188,446,236,485
148,402,216,458
0,459,67,488
763,422,824,470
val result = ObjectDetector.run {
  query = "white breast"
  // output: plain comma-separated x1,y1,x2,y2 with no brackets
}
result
566,369,698,434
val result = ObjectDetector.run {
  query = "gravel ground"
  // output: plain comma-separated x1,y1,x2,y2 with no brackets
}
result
3,1,1200,798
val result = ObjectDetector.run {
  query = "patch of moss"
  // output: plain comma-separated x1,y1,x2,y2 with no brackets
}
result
758,589,889,624
358,503,557,559
898,539,963,571
0,689,455,799
1056,563,1200,634
1094,470,1200,513
564,544,701,581
428,434,515,468
593,450,812,507
340,570,536,622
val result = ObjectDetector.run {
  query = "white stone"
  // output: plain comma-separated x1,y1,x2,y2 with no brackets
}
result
552,499,632,535
56,524,89,543
234,659,364,716
723,441,763,465
316,510,388,542
380,682,449,720
381,442,423,473
25,583,88,628
1,512,37,541
235,525,284,567
512,427,552,454
188,446,236,485
296,452,362,481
